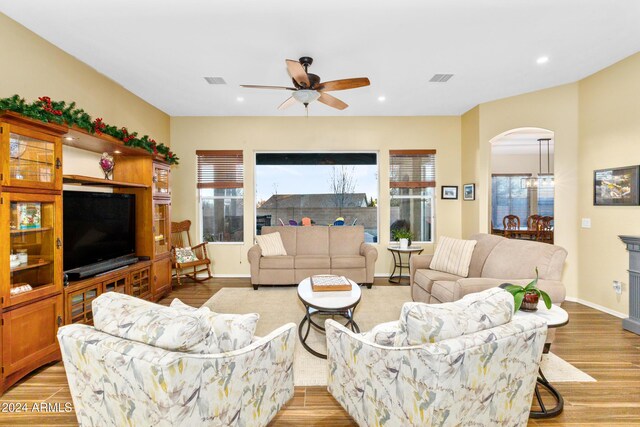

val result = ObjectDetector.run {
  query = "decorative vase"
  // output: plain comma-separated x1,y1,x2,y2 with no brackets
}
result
520,292,539,311
99,152,115,180
399,238,409,249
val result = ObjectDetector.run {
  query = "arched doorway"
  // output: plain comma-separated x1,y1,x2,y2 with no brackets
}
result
489,128,555,241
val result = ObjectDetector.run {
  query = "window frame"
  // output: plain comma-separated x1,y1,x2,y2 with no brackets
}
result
196,150,245,245
253,150,380,242
389,150,437,244
490,173,531,230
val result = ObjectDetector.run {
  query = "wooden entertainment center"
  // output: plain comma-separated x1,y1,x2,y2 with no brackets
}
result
0,112,172,393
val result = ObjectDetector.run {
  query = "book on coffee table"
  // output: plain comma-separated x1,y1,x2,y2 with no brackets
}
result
310,275,352,292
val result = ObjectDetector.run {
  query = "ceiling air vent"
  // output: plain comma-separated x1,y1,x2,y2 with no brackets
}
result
429,74,454,83
204,77,227,85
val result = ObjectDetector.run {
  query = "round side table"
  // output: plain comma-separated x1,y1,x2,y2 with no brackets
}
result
297,277,361,359
515,302,569,419
387,245,423,285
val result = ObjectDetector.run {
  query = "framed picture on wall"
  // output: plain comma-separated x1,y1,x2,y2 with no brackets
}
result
463,183,475,201
594,165,640,206
441,185,458,200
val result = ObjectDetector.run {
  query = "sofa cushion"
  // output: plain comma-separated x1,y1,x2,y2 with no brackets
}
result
429,236,477,277
296,227,329,256
399,288,514,345
260,255,294,269
481,239,568,280
261,226,297,255
413,269,463,294
93,292,210,353
361,321,406,347
329,226,364,256
170,299,259,353
295,255,331,269
467,233,505,277
256,232,287,256
332,255,366,269
430,280,455,303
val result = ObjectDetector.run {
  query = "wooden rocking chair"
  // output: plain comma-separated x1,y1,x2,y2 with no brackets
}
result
171,220,213,286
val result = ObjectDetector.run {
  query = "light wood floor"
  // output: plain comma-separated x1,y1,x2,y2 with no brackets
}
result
1,278,639,426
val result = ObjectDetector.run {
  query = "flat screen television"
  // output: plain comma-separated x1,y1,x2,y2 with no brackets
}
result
63,191,136,272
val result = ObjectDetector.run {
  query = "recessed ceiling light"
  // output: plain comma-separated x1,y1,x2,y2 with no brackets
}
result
64,136,74,141
378,96,386,102
536,56,549,64
237,97,244,102
114,150,121,154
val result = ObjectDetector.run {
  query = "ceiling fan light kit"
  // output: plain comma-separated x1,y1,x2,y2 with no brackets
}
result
241,56,370,112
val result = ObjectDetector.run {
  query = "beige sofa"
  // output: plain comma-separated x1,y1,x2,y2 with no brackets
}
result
248,225,377,290
410,233,567,346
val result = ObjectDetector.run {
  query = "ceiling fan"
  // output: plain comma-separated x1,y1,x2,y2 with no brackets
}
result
241,57,370,111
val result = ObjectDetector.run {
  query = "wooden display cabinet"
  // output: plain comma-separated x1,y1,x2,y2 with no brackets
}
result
153,198,171,258
1,192,63,308
0,113,64,192
152,255,172,299
1,294,63,392
153,162,171,198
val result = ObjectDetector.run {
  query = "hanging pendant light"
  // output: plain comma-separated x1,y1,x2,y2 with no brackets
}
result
522,138,554,189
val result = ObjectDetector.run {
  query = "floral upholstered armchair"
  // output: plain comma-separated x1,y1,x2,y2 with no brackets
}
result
326,288,547,427
58,293,295,427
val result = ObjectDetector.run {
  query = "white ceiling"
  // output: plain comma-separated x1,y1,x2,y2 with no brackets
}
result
2,0,640,117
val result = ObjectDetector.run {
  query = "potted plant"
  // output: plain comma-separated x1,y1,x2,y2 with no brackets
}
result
501,268,552,312
392,228,413,249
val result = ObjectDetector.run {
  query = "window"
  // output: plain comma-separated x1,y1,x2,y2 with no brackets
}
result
537,184,555,217
491,174,529,229
197,150,244,243
389,150,436,243
255,152,378,242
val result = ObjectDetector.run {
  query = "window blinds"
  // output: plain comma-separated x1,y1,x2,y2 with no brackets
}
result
196,150,243,189
389,150,436,188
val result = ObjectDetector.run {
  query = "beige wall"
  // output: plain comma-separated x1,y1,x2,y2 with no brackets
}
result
491,151,554,175
170,116,462,276
462,84,580,299
461,106,480,238
578,53,640,315
0,13,170,159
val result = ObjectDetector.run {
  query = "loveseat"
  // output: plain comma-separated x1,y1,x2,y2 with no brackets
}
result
248,225,377,289
58,293,296,427
326,288,547,426
410,233,567,346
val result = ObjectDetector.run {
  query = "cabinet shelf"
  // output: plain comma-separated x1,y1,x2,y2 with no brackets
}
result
10,259,52,273
10,226,52,234
63,174,149,188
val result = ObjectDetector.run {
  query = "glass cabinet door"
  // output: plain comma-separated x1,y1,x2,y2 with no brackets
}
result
152,163,171,197
3,193,62,306
2,124,62,191
153,200,171,258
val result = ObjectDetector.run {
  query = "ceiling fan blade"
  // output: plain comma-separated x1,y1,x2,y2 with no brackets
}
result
318,77,370,92
240,85,296,90
286,59,311,88
277,96,297,110
318,92,348,110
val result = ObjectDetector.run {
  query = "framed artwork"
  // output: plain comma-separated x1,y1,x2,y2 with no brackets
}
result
463,183,475,201
441,185,458,200
594,165,640,206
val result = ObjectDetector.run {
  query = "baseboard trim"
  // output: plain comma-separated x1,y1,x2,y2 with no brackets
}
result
211,274,251,278
564,296,627,319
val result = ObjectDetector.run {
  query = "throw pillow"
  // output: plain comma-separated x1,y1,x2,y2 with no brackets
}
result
429,236,477,277
399,288,514,346
175,247,198,263
171,298,260,353
256,232,287,256
92,292,211,353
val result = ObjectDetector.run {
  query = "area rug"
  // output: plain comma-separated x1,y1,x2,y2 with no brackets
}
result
202,287,595,386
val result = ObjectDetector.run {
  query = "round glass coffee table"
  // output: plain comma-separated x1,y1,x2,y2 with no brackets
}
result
515,302,569,418
297,277,361,359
